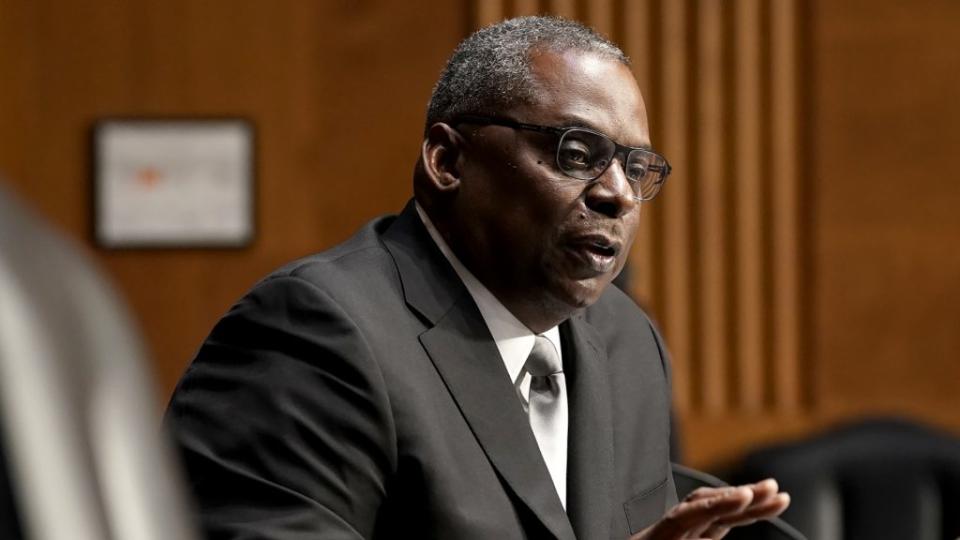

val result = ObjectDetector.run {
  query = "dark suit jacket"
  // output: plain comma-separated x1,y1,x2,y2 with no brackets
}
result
167,201,678,540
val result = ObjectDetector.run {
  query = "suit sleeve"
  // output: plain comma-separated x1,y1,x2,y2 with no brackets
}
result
166,275,397,540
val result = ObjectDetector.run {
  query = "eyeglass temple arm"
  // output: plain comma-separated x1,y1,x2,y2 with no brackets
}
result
454,115,564,135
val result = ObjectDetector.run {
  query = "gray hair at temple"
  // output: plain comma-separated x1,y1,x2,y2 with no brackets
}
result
424,16,629,134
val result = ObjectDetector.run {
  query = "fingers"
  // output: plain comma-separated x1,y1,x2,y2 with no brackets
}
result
746,478,781,506
715,492,791,527
683,486,728,502
634,479,792,540
701,480,790,538
684,478,778,505
652,486,754,538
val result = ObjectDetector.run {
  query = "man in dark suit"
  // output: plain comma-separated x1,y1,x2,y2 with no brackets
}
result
167,16,788,540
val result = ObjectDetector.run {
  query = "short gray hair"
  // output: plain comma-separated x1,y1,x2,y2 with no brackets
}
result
425,16,629,134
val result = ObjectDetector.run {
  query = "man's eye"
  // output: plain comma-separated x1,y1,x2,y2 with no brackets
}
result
559,144,592,168
627,165,648,180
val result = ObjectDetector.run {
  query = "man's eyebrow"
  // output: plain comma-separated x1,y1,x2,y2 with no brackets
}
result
553,115,652,149
554,114,600,131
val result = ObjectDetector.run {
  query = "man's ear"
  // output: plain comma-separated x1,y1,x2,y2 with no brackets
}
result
422,122,468,193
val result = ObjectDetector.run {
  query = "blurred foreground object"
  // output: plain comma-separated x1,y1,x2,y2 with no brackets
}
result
0,184,198,540
730,418,960,540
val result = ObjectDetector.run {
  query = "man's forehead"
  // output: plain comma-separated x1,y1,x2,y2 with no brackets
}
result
520,48,649,146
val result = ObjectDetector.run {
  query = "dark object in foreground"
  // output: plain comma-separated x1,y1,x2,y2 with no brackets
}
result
728,418,960,540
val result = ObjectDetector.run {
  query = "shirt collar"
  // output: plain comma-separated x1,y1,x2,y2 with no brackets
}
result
414,202,562,384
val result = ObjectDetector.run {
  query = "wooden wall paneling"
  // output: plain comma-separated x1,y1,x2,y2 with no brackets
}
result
659,0,693,413
548,0,577,20
513,0,541,17
733,0,764,413
769,0,802,412
0,0,467,397
812,0,960,424
585,0,614,37
0,2,42,197
696,0,728,415
474,0,504,27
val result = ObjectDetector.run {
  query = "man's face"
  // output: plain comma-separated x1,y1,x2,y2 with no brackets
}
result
448,48,650,327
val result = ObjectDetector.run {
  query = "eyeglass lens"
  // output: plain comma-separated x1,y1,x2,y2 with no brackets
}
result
557,129,666,200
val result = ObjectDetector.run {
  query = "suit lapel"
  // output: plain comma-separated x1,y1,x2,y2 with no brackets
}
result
563,314,615,540
420,302,575,540
380,201,463,325
383,202,575,540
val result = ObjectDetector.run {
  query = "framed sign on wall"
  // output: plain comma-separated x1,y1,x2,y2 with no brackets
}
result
92,118,255,249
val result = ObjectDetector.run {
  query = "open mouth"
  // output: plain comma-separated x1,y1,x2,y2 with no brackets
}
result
567,235,621,275
578,234,621,257
587,241,617,258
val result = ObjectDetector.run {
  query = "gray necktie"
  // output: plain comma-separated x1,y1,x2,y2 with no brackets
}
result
523,335,568,508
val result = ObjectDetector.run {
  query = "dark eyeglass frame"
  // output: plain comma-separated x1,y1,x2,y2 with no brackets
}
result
453,114,671,201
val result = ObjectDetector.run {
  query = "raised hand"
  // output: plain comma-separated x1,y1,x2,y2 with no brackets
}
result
628,479,790,540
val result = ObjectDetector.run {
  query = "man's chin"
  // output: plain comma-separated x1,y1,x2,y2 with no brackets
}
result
550,275,611,311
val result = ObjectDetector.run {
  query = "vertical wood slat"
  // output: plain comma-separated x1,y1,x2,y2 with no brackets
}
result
660,0,692,413
548,0,577,19
622,0,655,305
474,0,504,27
697,0,728,415
585,0,614,37
621,0,652,105
734,0,765,413
513,0,540,16
770,0,802,412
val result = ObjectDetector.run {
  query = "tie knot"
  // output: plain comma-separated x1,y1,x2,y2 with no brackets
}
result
525,335,562,377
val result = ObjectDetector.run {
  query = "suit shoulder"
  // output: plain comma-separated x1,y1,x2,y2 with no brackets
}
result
584,284,655,330
582,285,668,362
260,215,398,291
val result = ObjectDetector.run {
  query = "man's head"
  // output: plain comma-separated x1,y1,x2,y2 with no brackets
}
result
425,16,628,134
416,16,665,333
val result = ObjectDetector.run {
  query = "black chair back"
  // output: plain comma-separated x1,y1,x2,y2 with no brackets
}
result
728,418,960,540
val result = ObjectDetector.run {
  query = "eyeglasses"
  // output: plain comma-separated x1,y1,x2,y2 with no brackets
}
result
454,114,671,201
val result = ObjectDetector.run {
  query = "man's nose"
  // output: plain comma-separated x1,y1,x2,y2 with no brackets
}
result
584,159,638,218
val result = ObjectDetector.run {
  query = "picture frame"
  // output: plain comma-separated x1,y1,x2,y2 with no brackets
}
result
92,118,256,249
